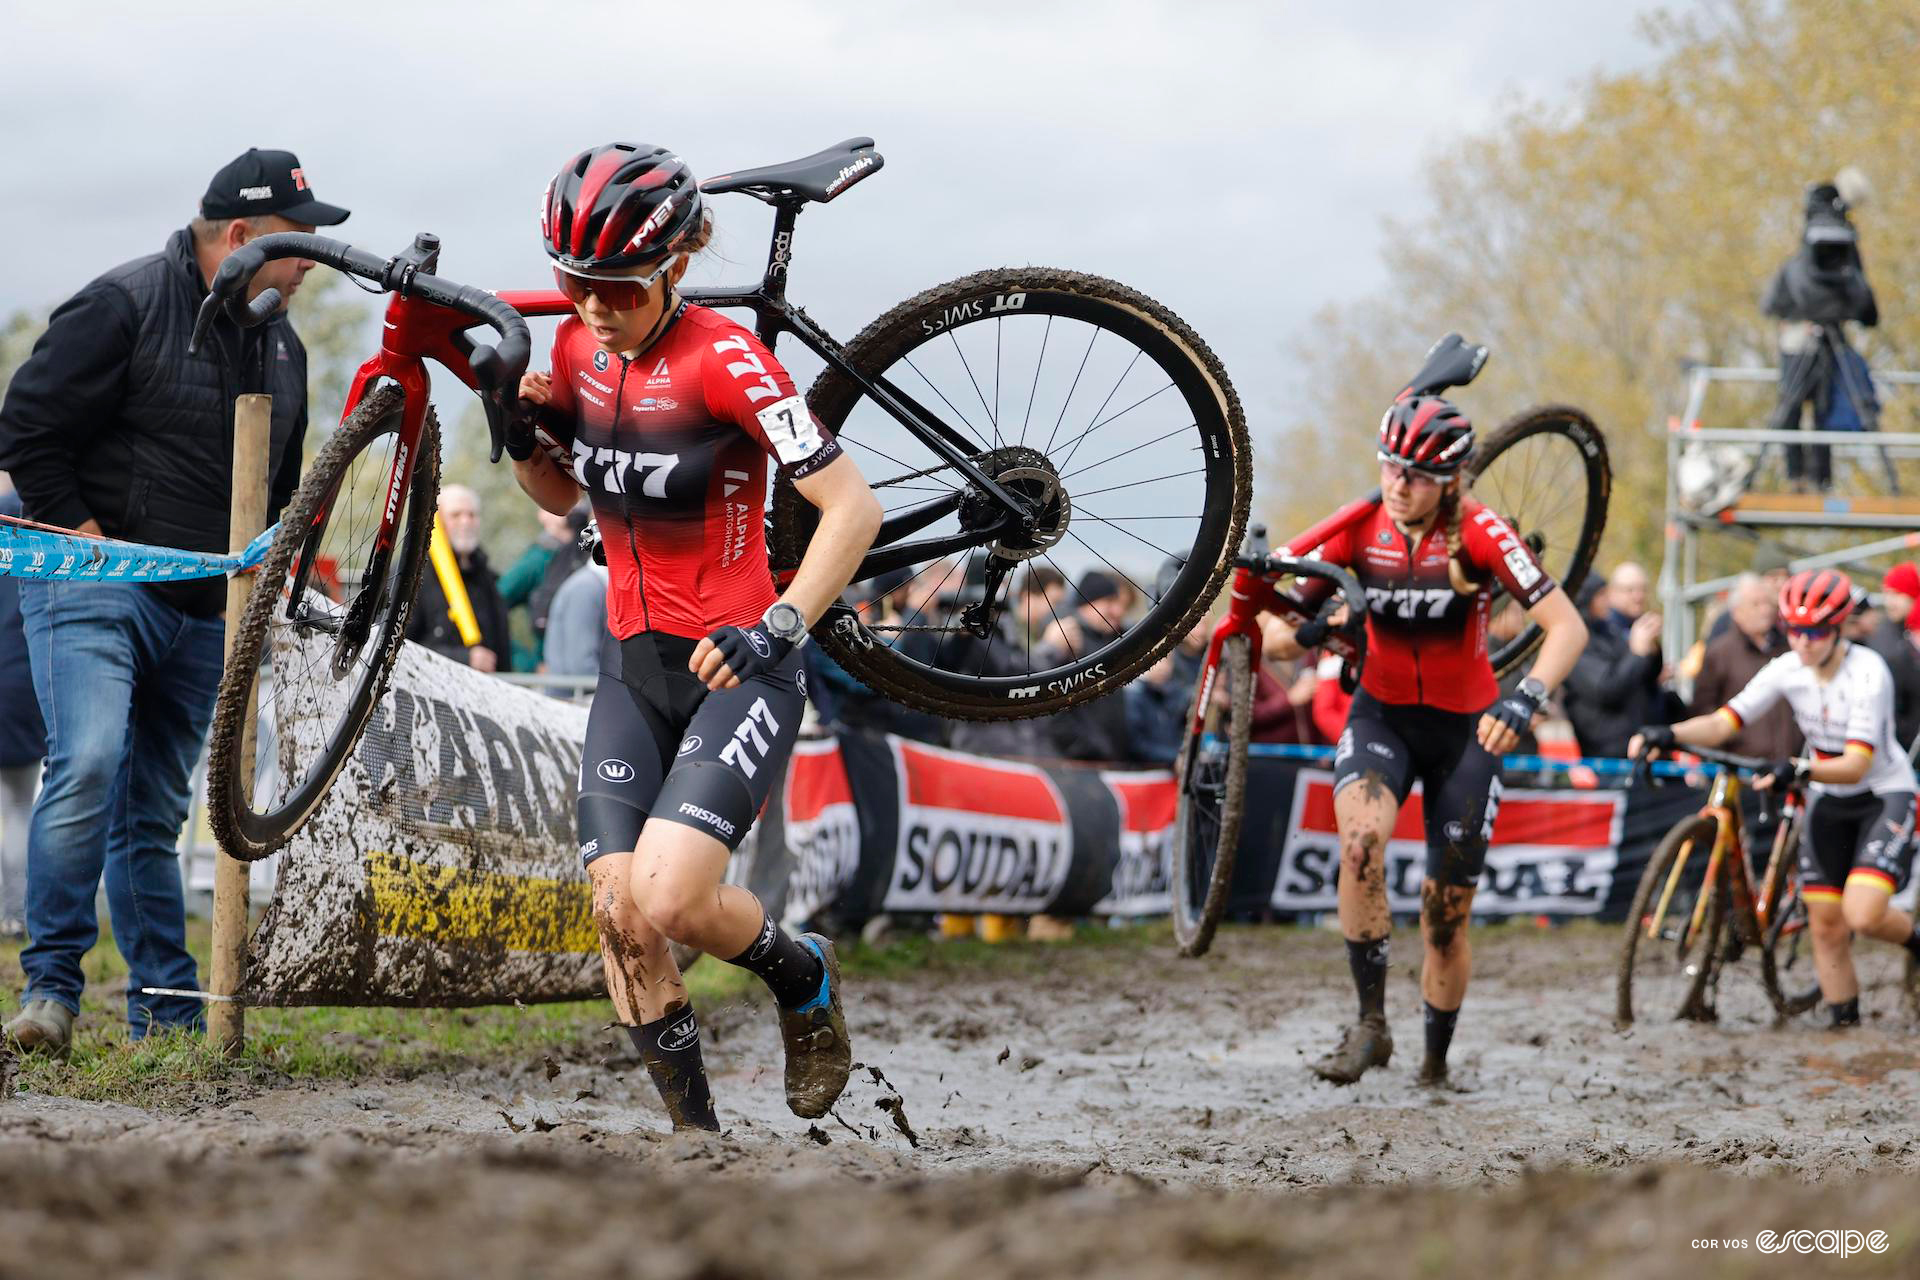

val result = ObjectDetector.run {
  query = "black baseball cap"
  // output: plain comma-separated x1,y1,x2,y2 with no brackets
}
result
200,148,349,225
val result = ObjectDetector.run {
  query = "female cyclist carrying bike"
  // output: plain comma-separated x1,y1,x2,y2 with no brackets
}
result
1266,397,1588,1085
1632,570,1920,1027
507,143,882,1130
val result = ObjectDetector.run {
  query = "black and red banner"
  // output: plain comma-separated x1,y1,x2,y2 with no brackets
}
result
776,731,1707,927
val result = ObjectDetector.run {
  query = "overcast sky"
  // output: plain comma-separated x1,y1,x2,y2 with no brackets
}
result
0,0,1691,458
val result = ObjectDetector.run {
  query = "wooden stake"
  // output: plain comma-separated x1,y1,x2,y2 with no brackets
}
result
209,393,271,1053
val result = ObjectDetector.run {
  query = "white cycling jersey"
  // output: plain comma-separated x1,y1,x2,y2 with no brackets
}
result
1723,641,1917,797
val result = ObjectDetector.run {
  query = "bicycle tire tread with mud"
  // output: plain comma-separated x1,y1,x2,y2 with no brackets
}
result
1616,812,1716,1025
773,267,1251,721
1171,632,1253,958
1469,405,1610,678
206,385,442,861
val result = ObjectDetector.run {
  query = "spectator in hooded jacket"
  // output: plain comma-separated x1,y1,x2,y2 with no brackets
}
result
1561,572,1665,758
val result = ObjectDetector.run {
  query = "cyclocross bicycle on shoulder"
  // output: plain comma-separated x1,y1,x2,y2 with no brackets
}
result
192,136,1253,859
1168,334,1612,955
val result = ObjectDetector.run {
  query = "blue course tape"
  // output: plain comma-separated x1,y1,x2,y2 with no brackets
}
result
0,517,280,583
1234,739,1695,778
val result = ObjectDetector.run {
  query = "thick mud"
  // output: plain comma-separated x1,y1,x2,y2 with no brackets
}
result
6,924,1920,1278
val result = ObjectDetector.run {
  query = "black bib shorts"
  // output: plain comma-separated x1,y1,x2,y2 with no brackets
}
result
576,631,806,867
1330,689,1503,887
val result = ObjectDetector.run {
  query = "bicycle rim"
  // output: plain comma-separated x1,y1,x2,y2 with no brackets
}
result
1616,813,1715,1025
206,385,440,859
1170,634,1252,958
780,268,1249,719
1466,405,1610,676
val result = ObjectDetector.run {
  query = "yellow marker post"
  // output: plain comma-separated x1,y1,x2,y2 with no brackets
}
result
429,511,482,647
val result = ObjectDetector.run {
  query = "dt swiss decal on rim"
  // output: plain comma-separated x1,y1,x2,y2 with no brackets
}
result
918,291,1029,337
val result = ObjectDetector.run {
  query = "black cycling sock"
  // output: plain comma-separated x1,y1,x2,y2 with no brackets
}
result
628,1004,719,1132
1423,1001,1460,1065
1829,997,1860,1027
726,908,825,1010
1346,937,1389,1023
1903,923,1920,963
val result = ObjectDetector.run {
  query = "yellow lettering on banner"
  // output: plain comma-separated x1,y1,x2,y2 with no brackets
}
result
364,850,595,953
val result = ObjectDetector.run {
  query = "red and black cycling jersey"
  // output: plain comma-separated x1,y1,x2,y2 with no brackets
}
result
1298,497,1555,713
537,304,841,641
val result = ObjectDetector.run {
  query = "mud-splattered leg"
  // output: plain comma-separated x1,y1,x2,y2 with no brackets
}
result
588,851,717,1130
1418,873,1477,1085
1312,774,1399,1084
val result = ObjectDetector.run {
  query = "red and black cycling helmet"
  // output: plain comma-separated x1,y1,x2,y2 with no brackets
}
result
1378,395,1474,475
1779,568,1856,630
541,143,705,273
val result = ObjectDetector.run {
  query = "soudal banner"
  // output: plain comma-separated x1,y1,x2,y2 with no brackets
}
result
1091,769,1177,916
885,739,1075,912
1272,769,1625,915
783,738,862,926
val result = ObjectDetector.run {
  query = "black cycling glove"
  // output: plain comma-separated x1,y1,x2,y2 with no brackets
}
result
1760,757,1809,790
1486,679,1543,739
702,622,792,685
503,404,539,463
1294,613,1330,651
1636,724,1676,754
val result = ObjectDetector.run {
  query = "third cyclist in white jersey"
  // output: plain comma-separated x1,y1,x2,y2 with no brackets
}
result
1631,570,1920,1026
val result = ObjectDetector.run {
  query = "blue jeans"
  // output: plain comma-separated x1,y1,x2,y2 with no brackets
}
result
17,580,224,1036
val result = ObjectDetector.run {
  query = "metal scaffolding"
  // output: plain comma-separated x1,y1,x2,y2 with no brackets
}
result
1659,363,1920,662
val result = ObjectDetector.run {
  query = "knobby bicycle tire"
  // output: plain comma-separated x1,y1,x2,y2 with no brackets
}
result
207,385,441,860
772,268,1251,720
1616,811,1716,1025
1761,809,1817,1018
1467,405,1611,677
1170,633,1253,958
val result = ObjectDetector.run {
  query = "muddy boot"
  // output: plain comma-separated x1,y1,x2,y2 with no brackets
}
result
3,1000,74,1060
1311,1016,1391,1085
778,934,850,1119
1415,1055,1449,1088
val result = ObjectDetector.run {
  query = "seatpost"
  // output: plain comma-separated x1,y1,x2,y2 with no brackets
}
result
764,202,801,303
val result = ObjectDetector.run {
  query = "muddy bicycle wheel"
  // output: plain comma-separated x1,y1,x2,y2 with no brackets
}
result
1762,877,1818,1018
1169,634,1252,958
1616,812,1717,1025
1466,406,1610,677
206,385,441,859
772,268,1250,720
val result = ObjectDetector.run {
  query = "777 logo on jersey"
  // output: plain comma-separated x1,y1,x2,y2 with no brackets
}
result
1366,586,1456,619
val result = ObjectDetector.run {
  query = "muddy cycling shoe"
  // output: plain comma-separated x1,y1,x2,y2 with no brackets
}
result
1415,1054,1449,1088
1310,1016,1392,1085
778,934,851,1119
3,999,75,1060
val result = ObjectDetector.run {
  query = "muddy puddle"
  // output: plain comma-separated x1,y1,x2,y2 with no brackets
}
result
5,924,1920,1277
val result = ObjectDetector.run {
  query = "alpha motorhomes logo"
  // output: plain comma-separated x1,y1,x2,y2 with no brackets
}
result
1273,769,1623,914
783,740,861,924
1090,770,1176,916
887,740,1071,912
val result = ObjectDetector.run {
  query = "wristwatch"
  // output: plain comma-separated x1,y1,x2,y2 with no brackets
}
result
1516,676,1548,703
762,600,810,646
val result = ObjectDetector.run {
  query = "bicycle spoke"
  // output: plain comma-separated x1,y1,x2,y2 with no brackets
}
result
1059,418,1199,483
1054,351,1148,476
945,328,999,447
1075,469,1207,501
1019,314,1052,449
903,353,991,450
1042,326,1101,455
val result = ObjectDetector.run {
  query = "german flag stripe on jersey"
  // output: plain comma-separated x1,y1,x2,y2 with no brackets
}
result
1847,867,1898,894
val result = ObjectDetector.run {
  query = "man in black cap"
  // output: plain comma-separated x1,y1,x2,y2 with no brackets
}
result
0,148,349,1054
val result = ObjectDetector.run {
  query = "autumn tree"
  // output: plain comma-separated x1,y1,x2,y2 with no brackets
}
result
1274,0,1920,585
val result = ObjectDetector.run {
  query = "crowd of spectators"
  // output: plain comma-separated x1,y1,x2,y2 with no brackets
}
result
420,497,1920,772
